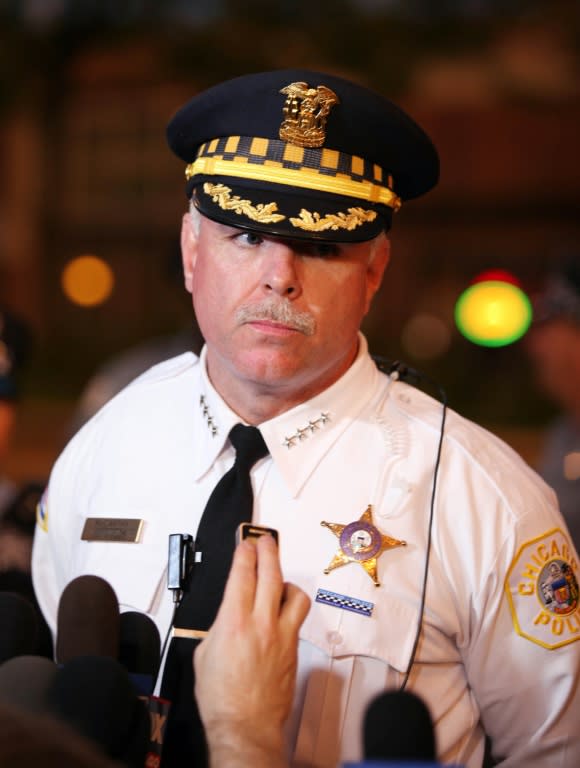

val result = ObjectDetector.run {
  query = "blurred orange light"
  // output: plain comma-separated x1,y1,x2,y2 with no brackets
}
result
61,255,114,308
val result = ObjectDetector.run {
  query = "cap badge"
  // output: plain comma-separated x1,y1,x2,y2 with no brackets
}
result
321,504,406,587
279,82,339,148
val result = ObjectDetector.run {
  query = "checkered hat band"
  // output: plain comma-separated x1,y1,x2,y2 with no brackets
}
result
186,136,401,210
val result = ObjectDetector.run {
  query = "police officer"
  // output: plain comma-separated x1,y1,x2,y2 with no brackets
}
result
32,69,580,767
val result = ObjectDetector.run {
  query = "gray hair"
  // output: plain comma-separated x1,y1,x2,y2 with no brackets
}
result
188,200,202,234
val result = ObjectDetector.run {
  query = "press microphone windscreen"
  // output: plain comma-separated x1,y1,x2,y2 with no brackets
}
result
48,655,149,767
0,655,58,714
0,702,119,767
363,689,437,762
56,575,120,664
119,611,161,678
0,592,39,663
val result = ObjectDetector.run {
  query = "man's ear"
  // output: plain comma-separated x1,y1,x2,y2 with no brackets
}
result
180,212,198,294
364,235,390,314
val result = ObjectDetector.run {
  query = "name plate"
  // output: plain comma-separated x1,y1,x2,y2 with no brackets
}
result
81,517,144,543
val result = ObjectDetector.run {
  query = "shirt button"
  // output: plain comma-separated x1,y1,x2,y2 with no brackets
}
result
327,631,343,646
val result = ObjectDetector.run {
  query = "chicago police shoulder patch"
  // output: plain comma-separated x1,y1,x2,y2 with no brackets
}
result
505,528,580,649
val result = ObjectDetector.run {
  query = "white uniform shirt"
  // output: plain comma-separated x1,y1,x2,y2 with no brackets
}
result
32,336,580,767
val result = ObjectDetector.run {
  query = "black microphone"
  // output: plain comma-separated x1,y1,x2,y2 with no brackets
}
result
0,655,58,714
119,611,161,696
0,701,118,767
0,592,39,663
118,612,173,766
56,575,120,664
47,654,150,767
363,689,437,763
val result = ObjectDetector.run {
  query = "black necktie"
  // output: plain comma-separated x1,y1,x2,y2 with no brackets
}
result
161,424,269,767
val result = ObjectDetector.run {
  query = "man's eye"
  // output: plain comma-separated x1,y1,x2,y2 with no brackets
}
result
314,243,339,258
236,231,263,246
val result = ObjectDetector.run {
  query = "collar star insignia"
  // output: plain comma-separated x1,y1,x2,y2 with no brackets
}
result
199,394,218,436
282,412,330,449
321,505,406,587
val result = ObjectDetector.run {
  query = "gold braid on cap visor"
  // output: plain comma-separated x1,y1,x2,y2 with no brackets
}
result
184,136,402,212
202,182,378,232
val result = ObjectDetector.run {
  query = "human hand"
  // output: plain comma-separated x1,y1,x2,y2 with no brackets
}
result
194,534,310,768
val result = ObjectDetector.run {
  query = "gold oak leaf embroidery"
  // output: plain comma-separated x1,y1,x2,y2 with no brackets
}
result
203,183,286,224
290,207,377,232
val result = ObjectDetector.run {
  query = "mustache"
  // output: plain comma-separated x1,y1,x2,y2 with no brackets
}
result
235,298,316,336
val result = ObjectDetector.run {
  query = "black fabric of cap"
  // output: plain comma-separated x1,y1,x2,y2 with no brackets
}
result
166,68,438,242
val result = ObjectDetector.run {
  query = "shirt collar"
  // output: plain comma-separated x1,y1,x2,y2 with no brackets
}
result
192,335,387,495
191,346,247,481
261,334,385,496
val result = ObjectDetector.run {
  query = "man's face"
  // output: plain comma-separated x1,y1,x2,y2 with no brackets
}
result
181,212,389,413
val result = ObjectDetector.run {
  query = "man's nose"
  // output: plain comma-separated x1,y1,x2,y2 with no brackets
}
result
261,244,302,298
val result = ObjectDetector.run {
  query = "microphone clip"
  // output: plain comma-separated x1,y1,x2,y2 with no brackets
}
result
167,534,195,604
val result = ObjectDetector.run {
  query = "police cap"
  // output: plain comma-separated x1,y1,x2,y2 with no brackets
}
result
167,68,439,243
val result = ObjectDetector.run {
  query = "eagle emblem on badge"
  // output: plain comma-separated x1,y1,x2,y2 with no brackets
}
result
538,559,579,615
279,82,339,148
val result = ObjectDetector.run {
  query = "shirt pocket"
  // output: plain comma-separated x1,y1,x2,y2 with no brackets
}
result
300,583,420,673
291,587,421,767
70,514,166,614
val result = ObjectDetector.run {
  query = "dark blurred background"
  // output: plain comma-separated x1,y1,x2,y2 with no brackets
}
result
1,0,579,483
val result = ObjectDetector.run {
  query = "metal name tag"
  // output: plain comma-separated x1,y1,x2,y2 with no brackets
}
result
81,517,144,543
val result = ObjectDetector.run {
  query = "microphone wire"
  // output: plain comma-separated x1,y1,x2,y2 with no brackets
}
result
156,601,179,694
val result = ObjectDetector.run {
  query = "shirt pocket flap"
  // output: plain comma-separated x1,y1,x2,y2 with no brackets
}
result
300,588,420,674
71,520,166,613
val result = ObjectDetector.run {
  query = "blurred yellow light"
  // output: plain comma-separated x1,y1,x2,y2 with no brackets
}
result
455,281,532,347
61,255,114,307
